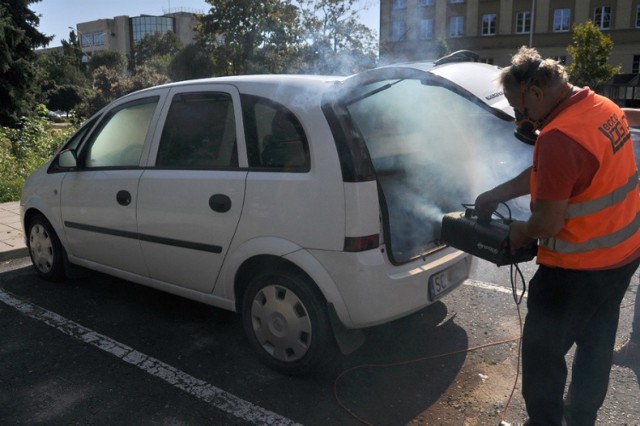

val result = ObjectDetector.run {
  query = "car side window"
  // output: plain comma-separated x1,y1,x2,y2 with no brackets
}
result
156,92,238,169
241,95,309,171
83,97,159,168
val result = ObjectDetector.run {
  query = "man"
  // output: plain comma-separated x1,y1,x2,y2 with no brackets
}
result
475,46,640,425
613,107,640,364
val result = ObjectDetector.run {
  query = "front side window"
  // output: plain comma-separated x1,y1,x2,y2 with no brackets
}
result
84,98,159,168
418,19,434,39
594,6,611,29
516,11,531,34
420,0,434,6
553,8,571,32
241,95,309,172
156,92,238,169
636,5,640,28
92,32,105,46
482,13,497,36
391,19,406,41
450,16,464,37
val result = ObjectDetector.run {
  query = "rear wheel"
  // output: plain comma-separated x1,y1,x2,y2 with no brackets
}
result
241,268,334,375
27,214,66,281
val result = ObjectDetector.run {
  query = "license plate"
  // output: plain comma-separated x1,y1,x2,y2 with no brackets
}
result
428,270,451,301
428,261,466,301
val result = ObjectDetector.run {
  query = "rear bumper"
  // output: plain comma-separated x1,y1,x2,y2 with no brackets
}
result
308,247,471,328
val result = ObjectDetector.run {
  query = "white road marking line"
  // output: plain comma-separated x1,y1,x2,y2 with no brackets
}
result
0,289,301,426
464,279,527,298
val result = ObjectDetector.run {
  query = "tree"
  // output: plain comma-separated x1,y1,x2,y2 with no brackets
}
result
566,21,621,93
46,84,84,114
197,0,305,75
298,0,377,74
132,31,183,71
0,0,53,127
88,49,127,74
169,44,216,81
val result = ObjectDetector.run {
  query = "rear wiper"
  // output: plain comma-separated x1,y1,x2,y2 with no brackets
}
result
344,79,405,106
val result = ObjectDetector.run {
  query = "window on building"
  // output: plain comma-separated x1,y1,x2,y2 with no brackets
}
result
635,5,640,28
482,14,497,36
92,32,105,46
391,20,406,41
393,0,407,9
131,15,175,43
516,11,531,34
553,8,571,32
418,19,434,39
450,16,464,37
593,6,611,30
449,0,464,3
81,33,92,48
633,55,640,74
420,0,434,6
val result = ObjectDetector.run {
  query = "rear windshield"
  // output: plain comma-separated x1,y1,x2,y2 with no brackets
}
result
346,78,532,263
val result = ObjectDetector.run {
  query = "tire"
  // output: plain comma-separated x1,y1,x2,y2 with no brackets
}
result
241,267,335,375
26,214,66,282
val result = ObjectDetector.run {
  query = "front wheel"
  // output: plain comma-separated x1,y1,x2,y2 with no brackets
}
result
241,268,335,375
27,214,66,282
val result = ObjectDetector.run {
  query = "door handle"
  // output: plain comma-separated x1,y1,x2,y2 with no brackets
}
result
209,194,231,212
116,190,132,206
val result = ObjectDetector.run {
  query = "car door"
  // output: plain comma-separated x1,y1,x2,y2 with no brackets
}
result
60,95,163,276
136,85,247,293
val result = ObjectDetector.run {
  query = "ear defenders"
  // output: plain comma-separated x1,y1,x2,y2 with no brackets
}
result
510,58,542,145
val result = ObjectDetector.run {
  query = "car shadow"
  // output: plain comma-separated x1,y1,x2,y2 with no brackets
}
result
1,265,469,425
329,301,468,426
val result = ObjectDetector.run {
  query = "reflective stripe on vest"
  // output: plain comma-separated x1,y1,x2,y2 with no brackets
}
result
540,210,639,254
565,171,639,219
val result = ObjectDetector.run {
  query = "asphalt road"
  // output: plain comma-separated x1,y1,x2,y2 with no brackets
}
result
1,256,638,425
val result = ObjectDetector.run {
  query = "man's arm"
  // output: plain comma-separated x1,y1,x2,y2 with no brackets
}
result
474,166,532,216
510,198,568,249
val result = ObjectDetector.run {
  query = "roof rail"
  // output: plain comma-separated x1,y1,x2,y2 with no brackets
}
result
434,50,480,66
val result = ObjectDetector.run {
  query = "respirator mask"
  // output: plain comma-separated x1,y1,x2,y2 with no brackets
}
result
510,58,542,145
513,108,540,145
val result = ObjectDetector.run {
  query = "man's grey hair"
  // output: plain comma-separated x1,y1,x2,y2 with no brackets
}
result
499,46,569,90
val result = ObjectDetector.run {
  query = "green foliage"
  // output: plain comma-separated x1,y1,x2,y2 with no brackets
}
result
0,0,53,127
88,49,127,74
566,21,621,93
169,44,215,81
198,0,312,75
132,32,183,70
0,107,75,202
298,0,377,74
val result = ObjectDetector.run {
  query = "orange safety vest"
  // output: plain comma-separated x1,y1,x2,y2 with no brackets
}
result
531,90,640,269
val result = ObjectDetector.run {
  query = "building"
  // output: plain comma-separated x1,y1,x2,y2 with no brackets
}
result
75,9,199,61
379,0,640,105
379,0,640,71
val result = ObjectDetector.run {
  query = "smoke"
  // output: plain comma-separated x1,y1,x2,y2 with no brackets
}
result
347,78,532,262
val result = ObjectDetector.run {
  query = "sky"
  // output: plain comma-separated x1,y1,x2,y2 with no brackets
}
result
31,0,380,48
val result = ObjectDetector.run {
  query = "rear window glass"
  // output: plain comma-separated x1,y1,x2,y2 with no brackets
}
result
347,78,531,262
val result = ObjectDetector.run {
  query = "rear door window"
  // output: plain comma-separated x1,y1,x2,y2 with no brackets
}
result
156,92,238,169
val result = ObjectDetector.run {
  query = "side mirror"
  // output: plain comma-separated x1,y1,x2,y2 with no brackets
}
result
58,149,78,168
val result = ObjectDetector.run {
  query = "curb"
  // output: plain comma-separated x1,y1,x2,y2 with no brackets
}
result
0,247,29,262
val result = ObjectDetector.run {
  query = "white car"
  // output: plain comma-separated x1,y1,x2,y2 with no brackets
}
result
21,53,518,374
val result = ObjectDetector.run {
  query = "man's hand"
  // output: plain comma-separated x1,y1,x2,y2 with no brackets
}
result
509,220,536,251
